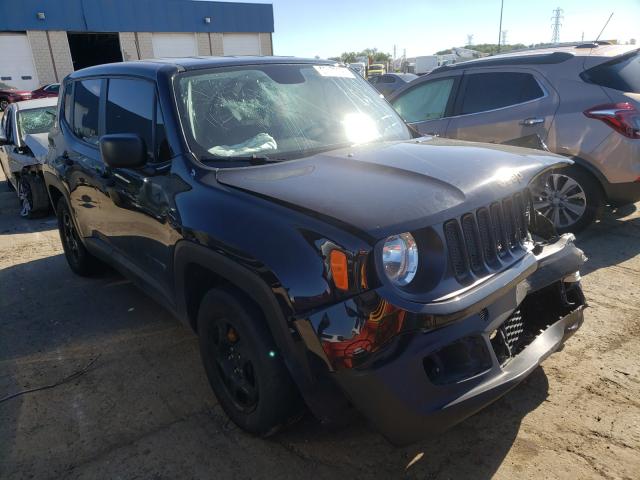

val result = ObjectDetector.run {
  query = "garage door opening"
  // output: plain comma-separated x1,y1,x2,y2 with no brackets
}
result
68,33,122,70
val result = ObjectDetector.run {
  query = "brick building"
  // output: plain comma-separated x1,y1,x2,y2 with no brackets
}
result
0,0,274,91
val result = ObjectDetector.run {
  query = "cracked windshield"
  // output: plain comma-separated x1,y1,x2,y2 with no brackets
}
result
175,64,411,162
17,107,56,138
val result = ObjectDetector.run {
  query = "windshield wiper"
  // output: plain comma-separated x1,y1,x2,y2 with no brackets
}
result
200,154,284,165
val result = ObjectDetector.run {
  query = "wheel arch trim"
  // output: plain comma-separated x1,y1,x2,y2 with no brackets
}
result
173,240,320,399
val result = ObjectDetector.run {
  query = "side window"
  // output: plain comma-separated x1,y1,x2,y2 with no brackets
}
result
155,100,171,162
73,79,101,144
63,82,73,126
391,77,455,123
105,78,154,159
48,84,60,93
460,72,544,115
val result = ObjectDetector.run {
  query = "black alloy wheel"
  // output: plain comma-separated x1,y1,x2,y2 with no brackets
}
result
208,318,259,412
56,197,102,276
197,288,302,435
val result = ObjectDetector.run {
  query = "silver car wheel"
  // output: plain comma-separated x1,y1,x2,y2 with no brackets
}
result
532,173,587,229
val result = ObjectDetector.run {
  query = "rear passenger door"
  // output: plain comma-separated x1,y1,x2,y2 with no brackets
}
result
445,69,558,148
64,78,110,238
390,73,461,137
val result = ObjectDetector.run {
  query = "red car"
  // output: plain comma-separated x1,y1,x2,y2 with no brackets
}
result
0,87,32,111
30,83,60,100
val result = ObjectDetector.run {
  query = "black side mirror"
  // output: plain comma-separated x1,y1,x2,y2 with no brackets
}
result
99,134,147,169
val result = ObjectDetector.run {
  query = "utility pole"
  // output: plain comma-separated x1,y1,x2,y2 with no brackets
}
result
393,44,396,60
501,30,508,47
466,34,474,46
497,0,504,53
551,7,563,44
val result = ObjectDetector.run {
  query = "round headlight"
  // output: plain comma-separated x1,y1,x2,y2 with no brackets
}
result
382,232,418,286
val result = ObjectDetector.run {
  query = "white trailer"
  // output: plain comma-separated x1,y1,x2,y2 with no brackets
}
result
414,56,439,75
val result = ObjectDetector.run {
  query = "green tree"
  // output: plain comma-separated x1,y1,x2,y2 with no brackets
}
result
340,51,359,63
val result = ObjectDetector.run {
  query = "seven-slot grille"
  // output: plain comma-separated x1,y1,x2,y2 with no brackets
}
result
444,190,531,280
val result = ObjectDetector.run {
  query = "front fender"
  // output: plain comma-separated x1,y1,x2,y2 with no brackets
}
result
173,240,351,423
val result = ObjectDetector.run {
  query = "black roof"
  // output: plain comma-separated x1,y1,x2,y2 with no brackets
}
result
430,51,573,75
68,56,337,80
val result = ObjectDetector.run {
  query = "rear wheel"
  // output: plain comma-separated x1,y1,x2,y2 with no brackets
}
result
197,288,302,436
56,197,102,276
530,165,603,234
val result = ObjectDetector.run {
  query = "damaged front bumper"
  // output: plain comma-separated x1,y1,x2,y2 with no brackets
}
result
297,234,586,445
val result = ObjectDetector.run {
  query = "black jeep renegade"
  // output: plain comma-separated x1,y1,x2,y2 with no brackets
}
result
43,57,586,445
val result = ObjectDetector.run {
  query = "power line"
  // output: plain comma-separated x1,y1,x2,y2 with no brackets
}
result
551,7,564,44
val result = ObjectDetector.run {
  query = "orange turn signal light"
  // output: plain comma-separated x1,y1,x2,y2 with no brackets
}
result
330,250,349,291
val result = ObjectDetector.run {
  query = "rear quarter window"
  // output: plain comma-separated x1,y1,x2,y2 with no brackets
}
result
63,82,73,126
581,50,640,93
73,79,102,144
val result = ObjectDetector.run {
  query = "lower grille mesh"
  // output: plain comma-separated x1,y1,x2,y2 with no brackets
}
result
501,309,525,351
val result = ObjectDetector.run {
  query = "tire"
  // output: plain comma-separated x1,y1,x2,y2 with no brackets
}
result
197,288,302,436
530,165,604,234
56,197,102,276
19,173,50,219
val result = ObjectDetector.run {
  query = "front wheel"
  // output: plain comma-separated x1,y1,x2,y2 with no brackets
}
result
530,166,603,234
197,288,302,436
18,173,50,218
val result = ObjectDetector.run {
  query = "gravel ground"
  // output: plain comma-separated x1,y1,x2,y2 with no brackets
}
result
0,169,639,480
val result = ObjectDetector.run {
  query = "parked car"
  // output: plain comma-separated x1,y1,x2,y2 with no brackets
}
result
389,44,640,233
369,73,418,97
30,83,60,99
0,86,32,111
367,63,385,78
0,98,57,217
43,58,586,445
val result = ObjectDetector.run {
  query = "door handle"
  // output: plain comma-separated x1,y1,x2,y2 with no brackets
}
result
520,117,544,126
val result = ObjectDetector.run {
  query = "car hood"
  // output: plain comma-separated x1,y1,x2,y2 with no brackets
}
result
24,133,50,163
215,138,570,240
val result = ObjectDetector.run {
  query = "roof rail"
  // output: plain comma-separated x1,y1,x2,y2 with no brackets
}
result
430,51,573,74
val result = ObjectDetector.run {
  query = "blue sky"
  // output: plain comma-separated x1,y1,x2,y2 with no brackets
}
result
231,0,640,58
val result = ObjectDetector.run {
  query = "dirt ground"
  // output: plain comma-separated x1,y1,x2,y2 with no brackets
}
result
1,168,639,480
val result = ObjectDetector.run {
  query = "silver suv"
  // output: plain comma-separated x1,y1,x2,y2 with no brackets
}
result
389,44,640,233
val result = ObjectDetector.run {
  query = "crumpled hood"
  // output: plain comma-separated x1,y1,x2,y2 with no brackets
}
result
216,138,570,239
